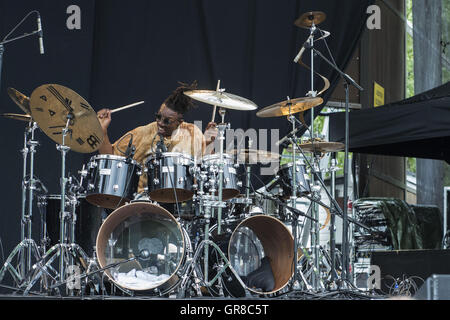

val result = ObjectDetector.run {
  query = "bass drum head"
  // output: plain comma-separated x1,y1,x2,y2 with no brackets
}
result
211,215,294,296
96,202,186,293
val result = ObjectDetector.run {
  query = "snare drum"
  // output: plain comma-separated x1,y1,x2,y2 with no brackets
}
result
146,152,194,203
278,159,311,198
85,155,142,209
202,153,240,200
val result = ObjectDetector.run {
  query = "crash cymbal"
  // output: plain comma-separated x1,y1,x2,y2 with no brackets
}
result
287,141,344,154
7,88,31,114
1,113,32,122
231,149,280,164
184,90,258,111
256,97,323,118
294,11,327,28
29,84,104,153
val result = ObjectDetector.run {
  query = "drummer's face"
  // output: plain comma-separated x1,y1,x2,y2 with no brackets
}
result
156,104,182,137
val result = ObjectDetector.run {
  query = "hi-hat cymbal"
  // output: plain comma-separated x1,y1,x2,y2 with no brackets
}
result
256,97,323,118
1,113,32,122
29,84,104,153
7,88,31,114
287,141,344,154
294,11,327,28
184,90,258,111
231,149,280,164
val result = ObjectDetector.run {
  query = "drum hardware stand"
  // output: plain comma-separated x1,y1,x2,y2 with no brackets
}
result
328,152,339,286
291,138,370,290
23,115,90,296
307,46,364,284
177,239,253,298
0,121,43,289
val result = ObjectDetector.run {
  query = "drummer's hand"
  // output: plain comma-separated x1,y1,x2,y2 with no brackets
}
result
97,108,111,133
204,122,218,144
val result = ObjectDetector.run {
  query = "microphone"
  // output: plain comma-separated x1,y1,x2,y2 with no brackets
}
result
276,128,300,147
124,134,135,159
37,13,44,55
157,134,167,153
293,33,314,63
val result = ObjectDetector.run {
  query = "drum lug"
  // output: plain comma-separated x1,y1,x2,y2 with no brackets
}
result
88,183,95,190
153,178,160,185
236,181,243,188
113,184,119,191
117,162,123,168
178,177,184,184
88,161,97,169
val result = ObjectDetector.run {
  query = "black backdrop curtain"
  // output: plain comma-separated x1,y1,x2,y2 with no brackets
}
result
0,0,371,259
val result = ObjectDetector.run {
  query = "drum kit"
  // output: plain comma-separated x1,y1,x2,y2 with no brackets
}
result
0,11,362,298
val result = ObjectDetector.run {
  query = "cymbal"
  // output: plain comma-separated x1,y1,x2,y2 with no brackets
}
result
231,149,280,164
294,11,327,28
184,90,258,111
256,97,323,118
29,84,104,153
287,141,344,154
7,87,31,114
1,113,32,122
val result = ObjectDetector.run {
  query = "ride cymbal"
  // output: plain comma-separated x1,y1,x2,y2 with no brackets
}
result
29,84,104,153
256,97,323,118
7,87,31,114
287,141,344,154
184,90,258,111
294,11,327,28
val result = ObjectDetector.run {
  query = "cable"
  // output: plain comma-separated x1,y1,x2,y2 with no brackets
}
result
1,10,40,42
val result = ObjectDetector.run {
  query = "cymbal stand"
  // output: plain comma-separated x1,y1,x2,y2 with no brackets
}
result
199,107,229,284
282,99,315,292
24,115,90,295
329,152,339,284
309,46,364,284
0,121,42,288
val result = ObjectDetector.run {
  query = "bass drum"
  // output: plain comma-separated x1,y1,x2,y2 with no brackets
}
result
96,201,190,294
208,215,294,297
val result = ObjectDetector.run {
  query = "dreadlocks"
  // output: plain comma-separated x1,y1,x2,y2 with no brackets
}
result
164,81,198,115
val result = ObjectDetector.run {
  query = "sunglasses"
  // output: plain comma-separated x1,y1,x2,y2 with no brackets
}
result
155,113,181,125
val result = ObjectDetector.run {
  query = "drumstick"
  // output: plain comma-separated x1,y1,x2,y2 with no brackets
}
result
110,101,145,114
211,80,221,122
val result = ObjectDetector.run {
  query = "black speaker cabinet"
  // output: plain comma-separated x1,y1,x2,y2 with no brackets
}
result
415,274,450,300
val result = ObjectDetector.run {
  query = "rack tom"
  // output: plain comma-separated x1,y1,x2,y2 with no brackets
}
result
146,152,194,203
85,154,142,209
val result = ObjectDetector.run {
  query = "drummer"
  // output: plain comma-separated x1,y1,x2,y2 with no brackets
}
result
96,81,218,194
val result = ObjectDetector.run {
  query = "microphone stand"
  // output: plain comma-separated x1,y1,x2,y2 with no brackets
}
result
0,10,43,92
310,47,363,284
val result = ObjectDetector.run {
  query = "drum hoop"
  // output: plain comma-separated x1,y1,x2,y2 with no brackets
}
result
90,154,140,166
279,159,306,170
95,201,187,291
148,152,194,161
